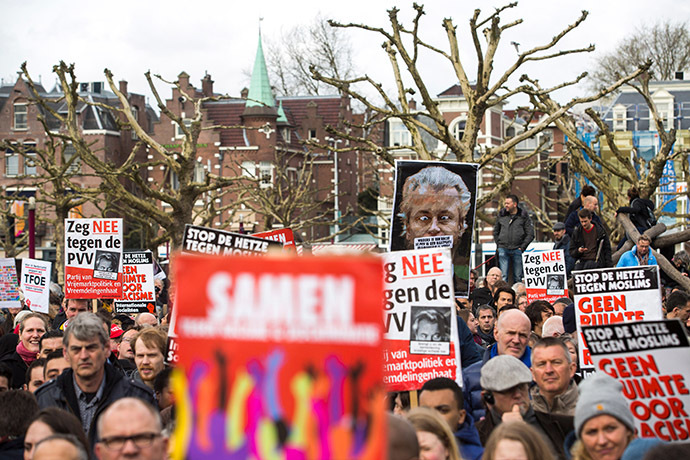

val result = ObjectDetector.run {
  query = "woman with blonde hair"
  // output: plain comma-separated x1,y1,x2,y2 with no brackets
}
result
482,421,555,460
407,407,462,460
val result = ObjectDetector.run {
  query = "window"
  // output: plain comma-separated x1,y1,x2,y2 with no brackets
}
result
390,120,410,146
131,106,139,140
63,145,81,174
613,106,626,131
241,161,255,178
5,147,18,176
175,119,192,138
308,129,317,140
193,161,205,183
451,119,466,140
170,170,179,190
259,161,273,189
14,104,28,130
24,143,37,176
281,127,291,143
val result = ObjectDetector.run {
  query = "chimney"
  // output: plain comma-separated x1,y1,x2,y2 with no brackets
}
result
202,73,214,97
119,80,128,96
675,71,685,80
240,87,249,99
408,98,417,110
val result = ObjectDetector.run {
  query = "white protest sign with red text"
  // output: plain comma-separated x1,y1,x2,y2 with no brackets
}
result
584,320,690,442
0,258,21,309
252,228,297,252
114,251,155,314
523,249,568,303
573,266,663,375
21,258,52,314
64,218,123,299
382,247,462,391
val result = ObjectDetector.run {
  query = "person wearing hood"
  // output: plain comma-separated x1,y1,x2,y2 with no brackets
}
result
419,377,483,460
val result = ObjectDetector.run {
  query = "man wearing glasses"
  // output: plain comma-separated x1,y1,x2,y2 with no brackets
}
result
95,397,168,460
35,313,155,454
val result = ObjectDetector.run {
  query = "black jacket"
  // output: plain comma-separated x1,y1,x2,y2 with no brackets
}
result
493,207,534,251
35,363,155,451
0,351,27,389
617,197,655,231
570,220,613,268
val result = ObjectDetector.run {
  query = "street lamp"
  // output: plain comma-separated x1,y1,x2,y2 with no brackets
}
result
28,196,36,259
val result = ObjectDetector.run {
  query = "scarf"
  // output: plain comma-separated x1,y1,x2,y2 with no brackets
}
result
16,341,37,365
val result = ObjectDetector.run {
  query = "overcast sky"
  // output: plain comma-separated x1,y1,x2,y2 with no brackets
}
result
2,0,689,109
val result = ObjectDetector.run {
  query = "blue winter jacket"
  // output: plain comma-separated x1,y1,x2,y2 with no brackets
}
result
616,245,658,267
454,413,484,460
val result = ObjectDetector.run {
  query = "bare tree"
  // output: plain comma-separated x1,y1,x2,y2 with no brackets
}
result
308,3,642,220
22,62,247,251
590,20,690,88
264,14,355,96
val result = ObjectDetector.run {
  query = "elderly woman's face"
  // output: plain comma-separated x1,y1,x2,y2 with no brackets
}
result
580,414,631,460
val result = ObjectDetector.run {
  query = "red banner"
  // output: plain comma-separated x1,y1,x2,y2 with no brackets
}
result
172,253,386,459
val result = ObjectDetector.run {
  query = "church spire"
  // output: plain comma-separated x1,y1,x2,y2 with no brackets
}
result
245,28,275,109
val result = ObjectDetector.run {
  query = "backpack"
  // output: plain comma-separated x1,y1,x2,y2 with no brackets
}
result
632,198,657,228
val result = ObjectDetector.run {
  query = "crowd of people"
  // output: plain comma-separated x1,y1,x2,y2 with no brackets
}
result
0,289,172,460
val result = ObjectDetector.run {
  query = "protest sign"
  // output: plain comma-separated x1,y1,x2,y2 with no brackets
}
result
183,224,282,256
114,251,156,314
382,248,462,391
172,253,385,459
20,258,52,313
64,218,123,299
389,160,478,298
0,258,21,309
573,266,663,375
252,227,297,253
583,320,690,442
523,249,568,303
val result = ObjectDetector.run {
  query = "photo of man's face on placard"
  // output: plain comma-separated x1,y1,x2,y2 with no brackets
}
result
389,161,478,297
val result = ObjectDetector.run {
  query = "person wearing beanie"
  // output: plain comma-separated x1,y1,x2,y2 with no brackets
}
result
571,372,663,460
475,354,573,459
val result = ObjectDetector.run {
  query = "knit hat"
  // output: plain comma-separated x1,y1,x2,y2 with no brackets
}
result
575,372,635,437
480,355,533,392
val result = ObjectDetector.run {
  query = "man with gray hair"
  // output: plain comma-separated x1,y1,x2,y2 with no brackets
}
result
33,434,89,460
35,313,155,452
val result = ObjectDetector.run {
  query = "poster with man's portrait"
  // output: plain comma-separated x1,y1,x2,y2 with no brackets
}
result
389,160,479,297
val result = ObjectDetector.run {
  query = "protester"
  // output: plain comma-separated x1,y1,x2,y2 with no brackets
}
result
392,391,411,416
43,350,69,381
0,389,39,459
95,397,168,460
117,327,139,376
665,290,690,322
552,222,575,276
407,407,462,460
493,194,534,283
23,407,90,460
54,299,90,330
565,195,602,236
0,313,48,388
38,330,64,359
387,413,420,460
32,434,88,460
565,185,596,224
471,267,503,307
419,377,483,460
511,282,526,298
153,367,174,411
24,358,46,393
135,312,159,328
570,208,613,270
477,355,573,459
551,298,570,317
661,250,690,292
481,420,556,460
615,186,656,235
132,328,167,391
35,313,155,450
493,288,516,313
457,309,483,348
541,316,565,338
516,294,528,312
463,309,532,421
530,337,578,416
475,305,497,348
616,235,657,267
571,372,663,460
525,301,555,337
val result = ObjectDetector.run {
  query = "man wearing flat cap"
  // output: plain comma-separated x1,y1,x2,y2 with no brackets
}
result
552,221,574,277
476,355,574,459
